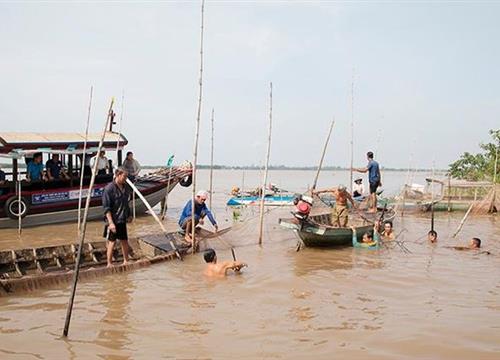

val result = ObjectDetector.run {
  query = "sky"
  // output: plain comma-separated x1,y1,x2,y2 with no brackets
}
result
0,1,499,169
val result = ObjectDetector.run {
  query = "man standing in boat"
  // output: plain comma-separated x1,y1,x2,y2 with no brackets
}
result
313,185,358,227
353,151,381,213
102,167,131,267
179,190,218,244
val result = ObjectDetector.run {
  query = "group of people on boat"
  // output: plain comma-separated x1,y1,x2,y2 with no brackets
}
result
16,150,141,184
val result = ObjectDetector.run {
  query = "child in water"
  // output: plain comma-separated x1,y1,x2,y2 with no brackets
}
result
203,248,247,277
351,222,380,249
427,230,438,243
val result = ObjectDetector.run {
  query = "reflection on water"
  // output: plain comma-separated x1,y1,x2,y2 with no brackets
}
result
0,170,499,359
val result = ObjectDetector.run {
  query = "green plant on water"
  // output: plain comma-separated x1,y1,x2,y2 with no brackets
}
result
448,129,500,182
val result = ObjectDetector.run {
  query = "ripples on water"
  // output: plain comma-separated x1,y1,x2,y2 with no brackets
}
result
0,170,499,359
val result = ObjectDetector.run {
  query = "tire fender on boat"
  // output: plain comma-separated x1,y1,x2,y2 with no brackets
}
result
4,196,30,220
179,175,193,187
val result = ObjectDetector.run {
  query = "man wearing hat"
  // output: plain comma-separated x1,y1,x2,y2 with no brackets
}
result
314,185,358,227
353,178,364,198
179,190,218,243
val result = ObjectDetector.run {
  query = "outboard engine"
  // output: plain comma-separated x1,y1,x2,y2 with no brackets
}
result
292,194,313,221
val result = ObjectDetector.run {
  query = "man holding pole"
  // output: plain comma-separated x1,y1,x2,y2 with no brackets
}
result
353,151,381,213
102,167,131,267
179,190,218,244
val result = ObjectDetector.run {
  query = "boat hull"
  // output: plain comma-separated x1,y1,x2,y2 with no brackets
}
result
227,195,295,206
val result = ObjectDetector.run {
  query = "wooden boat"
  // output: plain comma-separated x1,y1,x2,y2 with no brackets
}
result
279,208,395,248
0,131,192,229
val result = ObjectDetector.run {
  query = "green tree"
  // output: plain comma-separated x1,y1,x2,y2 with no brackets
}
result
448,129,500,182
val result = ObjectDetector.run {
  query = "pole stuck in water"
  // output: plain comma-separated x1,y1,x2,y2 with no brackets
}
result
160,155,174,221
430,159,435,232
349,69,355,194
63,97,115,337
17,180,22,236
77,86,93,233
209,108,215,210
191,0,205,253
311,117,335,192
258,82,273,245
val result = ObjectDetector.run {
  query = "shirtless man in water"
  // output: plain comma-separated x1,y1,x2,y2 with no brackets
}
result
314,185,358,227
203,249,247,277
452,237,482,250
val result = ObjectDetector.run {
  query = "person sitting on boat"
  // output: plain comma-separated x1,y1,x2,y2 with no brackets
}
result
122,151,141,182
350,223,380,249
26,153,46,182
313,184,358,227
427,230,438,243
352,151,381,213
46,154,70,181
92,150,109,176
179,190,218,244
0,165,6,195
381,221,395,241
102,167,132,268
353,178,364,198
203,248,246,277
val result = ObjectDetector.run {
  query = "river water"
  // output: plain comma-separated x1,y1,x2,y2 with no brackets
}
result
0,170,499,359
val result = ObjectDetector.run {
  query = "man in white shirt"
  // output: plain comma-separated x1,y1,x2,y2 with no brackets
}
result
92,151,109,175
353,178,364,198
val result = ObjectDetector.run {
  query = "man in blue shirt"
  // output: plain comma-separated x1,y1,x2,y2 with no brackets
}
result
26,153,46,182
353,151,381,213
179,190,218,244
46,154,70,180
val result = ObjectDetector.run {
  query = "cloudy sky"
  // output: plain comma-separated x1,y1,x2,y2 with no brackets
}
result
1,1,498,169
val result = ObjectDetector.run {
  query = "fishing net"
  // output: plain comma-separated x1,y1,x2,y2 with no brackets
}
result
470,185,499,215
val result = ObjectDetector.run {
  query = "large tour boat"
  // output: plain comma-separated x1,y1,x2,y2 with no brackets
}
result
0,131,192,229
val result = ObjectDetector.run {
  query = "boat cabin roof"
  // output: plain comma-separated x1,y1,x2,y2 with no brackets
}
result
0,132,128,159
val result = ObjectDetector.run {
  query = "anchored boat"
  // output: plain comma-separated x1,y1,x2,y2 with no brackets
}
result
0,131,192,229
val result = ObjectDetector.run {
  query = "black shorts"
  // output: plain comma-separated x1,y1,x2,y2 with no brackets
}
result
369,181,380,194
103,222,128,241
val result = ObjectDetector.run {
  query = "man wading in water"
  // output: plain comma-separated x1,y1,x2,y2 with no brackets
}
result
314,185,358,227
203,248,246,277
353,151,382,213
102,167,131,267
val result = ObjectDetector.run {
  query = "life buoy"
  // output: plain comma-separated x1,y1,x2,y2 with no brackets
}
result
4,196,30,220
179,175,193,187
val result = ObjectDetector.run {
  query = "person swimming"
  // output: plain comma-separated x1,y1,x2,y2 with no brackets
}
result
381,221,395,241
351,223,380,249
452,237,482,251
427,230,438,243
203,248,247,277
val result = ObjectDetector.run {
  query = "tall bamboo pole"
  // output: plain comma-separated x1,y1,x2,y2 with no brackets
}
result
258,82,273,245
430,160,435,232
311,118,335,192
115,90,124,165
489,146,498,213
209,108,215,210
349,69,355,193
77,86,93,232
17,181,22,236
63,98,115,337
191,0,205,253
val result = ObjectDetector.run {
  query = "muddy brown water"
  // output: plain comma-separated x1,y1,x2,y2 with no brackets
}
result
0,170,499,359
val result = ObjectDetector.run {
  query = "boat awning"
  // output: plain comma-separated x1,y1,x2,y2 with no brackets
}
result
425,177,493,188
0,132,128,159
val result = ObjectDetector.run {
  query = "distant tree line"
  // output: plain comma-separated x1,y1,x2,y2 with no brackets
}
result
448,129,500,182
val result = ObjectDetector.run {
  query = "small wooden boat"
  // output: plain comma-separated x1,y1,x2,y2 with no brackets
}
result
279,208,395,248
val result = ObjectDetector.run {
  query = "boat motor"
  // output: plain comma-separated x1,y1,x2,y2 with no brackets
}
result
292,194,313,221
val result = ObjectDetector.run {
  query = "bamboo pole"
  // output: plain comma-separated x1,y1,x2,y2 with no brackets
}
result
349,70,355,193
115,90,124,167
160,165,174,221
209,108,215,210
63,97,115,337
77,86,93,233
258,82,273,245
452,202,473,238
311,118,335,192
447,173,451,212
191,0,205,254
430,160,435,232
490,146,498,213
126,178,182,260
241,170,245,193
